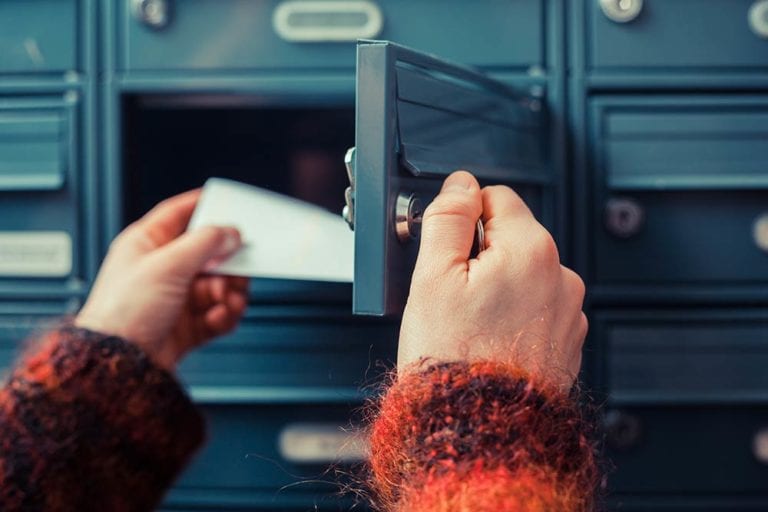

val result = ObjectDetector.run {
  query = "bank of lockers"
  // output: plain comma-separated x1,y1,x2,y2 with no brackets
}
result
1,1,767,510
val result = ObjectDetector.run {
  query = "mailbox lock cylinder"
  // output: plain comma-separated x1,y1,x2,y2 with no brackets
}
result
395,193,423,243
599,0,643,23
604,410,643,451
132,0,172,30
605,197,645,239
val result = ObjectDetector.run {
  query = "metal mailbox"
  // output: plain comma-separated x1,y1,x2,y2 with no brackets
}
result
596,309,768,405
589,0,768,70
591,96,768,288
348,41,549,316
173,402,365,494
0,95,84,294
0,0,78,74
178,306,397,398
121,0,543,71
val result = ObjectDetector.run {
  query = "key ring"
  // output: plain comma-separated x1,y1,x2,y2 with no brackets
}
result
476,219,485,252
473,218,486,257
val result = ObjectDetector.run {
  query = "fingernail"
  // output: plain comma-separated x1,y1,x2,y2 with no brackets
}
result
442,171,475,193
220,228,241,254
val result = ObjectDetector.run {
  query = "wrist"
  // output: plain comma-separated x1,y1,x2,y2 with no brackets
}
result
74,310,178,373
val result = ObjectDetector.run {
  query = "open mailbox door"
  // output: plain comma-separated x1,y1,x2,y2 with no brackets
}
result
344,41,549,316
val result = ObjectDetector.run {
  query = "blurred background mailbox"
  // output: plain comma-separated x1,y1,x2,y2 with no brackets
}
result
0,1,766,510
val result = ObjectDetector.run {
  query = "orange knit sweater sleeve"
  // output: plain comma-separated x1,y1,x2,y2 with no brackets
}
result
0,326,205,511
368,361,601,512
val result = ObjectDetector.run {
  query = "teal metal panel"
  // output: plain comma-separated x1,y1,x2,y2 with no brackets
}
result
173,402,364,493
0,108,67,190
119,0,544,71
0,0,78,74
590,96,768,286
603,405,768,494
162,494,364,511
177,306,398,399
607,496,768,511
0,95,87,296
595,309,768,405
588,0,768,69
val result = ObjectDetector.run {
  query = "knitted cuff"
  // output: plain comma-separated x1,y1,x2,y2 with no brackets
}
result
0,326,205,511
368,361,600,512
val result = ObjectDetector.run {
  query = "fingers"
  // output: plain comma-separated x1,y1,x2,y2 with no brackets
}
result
415,171,482,274
190,276,249,313
560,266,587,314
137,189,203,247
556,266,588,385
185,277,248,347
481,185,532,221
202,287,247,336
154,225,241,279
480,185,535,247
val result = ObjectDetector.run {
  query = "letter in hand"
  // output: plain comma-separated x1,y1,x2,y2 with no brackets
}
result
76,190,250,371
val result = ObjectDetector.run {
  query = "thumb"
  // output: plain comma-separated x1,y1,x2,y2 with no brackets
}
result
153,226,242,278
415,171,482,274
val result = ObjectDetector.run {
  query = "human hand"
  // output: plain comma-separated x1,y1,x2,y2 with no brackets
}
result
398,171,587,390
75,190,249,372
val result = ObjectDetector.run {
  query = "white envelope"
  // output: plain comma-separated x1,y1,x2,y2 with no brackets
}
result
188,178,354,282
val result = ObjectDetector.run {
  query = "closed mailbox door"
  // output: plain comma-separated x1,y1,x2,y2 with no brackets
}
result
348,41,550,316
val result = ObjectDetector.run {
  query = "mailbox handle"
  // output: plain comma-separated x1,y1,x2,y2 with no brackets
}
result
273,1,384,42
278,423,368,464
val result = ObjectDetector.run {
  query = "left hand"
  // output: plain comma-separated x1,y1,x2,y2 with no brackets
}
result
75,190,249,371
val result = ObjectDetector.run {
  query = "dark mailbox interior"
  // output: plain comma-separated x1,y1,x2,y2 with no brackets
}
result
122,95,355,223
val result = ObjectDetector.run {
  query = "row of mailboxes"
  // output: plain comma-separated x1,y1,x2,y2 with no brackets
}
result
3,90,767,305
1,1,767,510
120,0,768,73
5,0,768,74
0,94,88,297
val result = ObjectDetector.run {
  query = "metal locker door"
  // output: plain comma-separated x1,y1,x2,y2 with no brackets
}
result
345,41,549,316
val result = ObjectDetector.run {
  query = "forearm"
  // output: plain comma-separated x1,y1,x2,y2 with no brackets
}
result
0,326,204,511
368,361,601,512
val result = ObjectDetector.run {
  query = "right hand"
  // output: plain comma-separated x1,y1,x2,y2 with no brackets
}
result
398,171,587,391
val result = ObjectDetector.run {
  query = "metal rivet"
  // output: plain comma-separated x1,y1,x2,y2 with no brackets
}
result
749,1,768,38
605,197,645,239
599,0,643,23
753,213,768,254
395,193,423,243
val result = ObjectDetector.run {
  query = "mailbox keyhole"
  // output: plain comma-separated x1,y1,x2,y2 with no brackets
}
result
605,197,645,239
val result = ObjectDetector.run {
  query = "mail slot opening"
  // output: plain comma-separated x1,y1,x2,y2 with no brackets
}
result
121,94,355,301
